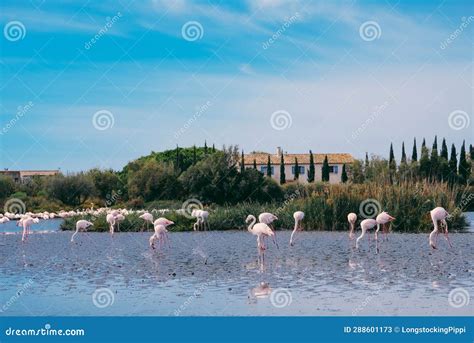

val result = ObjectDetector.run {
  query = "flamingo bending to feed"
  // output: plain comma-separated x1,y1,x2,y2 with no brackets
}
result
149,219,174,249
246,215,275,262
429,207,451,249
20,217,38,242
347,213,357,239
71,220,93,242
356,219,377,249
139,212,153,231
290,211,304,246
106,213,116,235
375,212,395,241
192,209,210,231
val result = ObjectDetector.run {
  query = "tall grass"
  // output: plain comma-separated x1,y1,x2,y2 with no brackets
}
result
61,182,468,233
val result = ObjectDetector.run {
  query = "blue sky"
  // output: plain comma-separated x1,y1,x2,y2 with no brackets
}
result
0,0,472,171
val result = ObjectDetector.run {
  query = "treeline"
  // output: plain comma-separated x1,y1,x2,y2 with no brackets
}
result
0,138,472,214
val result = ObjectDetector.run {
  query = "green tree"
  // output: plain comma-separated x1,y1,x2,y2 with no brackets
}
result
350,160,365,184
448,144,458,185
459,140,470,184
212,144,216,153
240,150,245,173
322,155,330,182
175,145,180,172
411,138,418,162
419,141,430,180
280,153,286,184
388,143,396,183
0,176,15,199
430,136,439,181
307,150,315,183
364,152,370,181
470,144,474,160
440,138,450,182
193,145,197,165
204,141,208,154
294,157,299,181
253,159,257,170
47,174,95,206
88,169,122,201
266,155,272,177
399,142,409,181
401,142,407,164
341,164,348,183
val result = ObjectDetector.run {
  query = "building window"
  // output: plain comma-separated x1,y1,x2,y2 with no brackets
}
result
260,166,274,175
329,165,339,174
291,166,305,175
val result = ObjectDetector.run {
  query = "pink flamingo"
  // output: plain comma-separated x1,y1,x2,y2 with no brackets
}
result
246,215,275,263
115,213,125,232
20,217,38,242
106,213,116,235
150,219,174,249
71,220,93,242
347,213,357,239
139,212,153,231
356,219,377,249
258,212,278,248
375,212,395,241
429,207,451,249
290,211,304,246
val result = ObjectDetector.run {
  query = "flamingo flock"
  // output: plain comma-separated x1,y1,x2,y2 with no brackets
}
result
0,206,454,254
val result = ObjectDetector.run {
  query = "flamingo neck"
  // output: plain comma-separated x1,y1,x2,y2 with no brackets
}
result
247,216,256,232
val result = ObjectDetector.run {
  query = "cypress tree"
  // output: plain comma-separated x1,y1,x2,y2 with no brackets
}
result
364,152,370,181
422,138,426,149
341,164,348,183
204,141,208,154
459,140,470,184
448,144,458,184
411,138,418,162
440,138,449,182
175,145,180,172
280,153,286,184
401,142,407,164
240,150,245,173
470,144,474,160
430,136,439,181
307,150,315,183
322,155,330,182
389,143,396,183
419,143,430,180
294,157,300,180
193,145,197,165
253,159,257,170
266,155,272,177
212,144,216,153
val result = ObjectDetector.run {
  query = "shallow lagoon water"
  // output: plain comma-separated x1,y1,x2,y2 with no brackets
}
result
1,228,473,316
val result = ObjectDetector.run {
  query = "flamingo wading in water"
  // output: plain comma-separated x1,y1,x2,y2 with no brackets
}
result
375,212,395,241
429,207,451,249
356,219,377,249
71,220,93,242
347,213,357,239
246,215,275,263
139,212,153,231
149,218,174,249
290,211,304,246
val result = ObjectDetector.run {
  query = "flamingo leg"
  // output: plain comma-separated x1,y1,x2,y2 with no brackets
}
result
442,219,452,248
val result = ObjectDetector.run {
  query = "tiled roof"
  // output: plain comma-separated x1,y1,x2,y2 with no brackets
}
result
243,153,354,165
